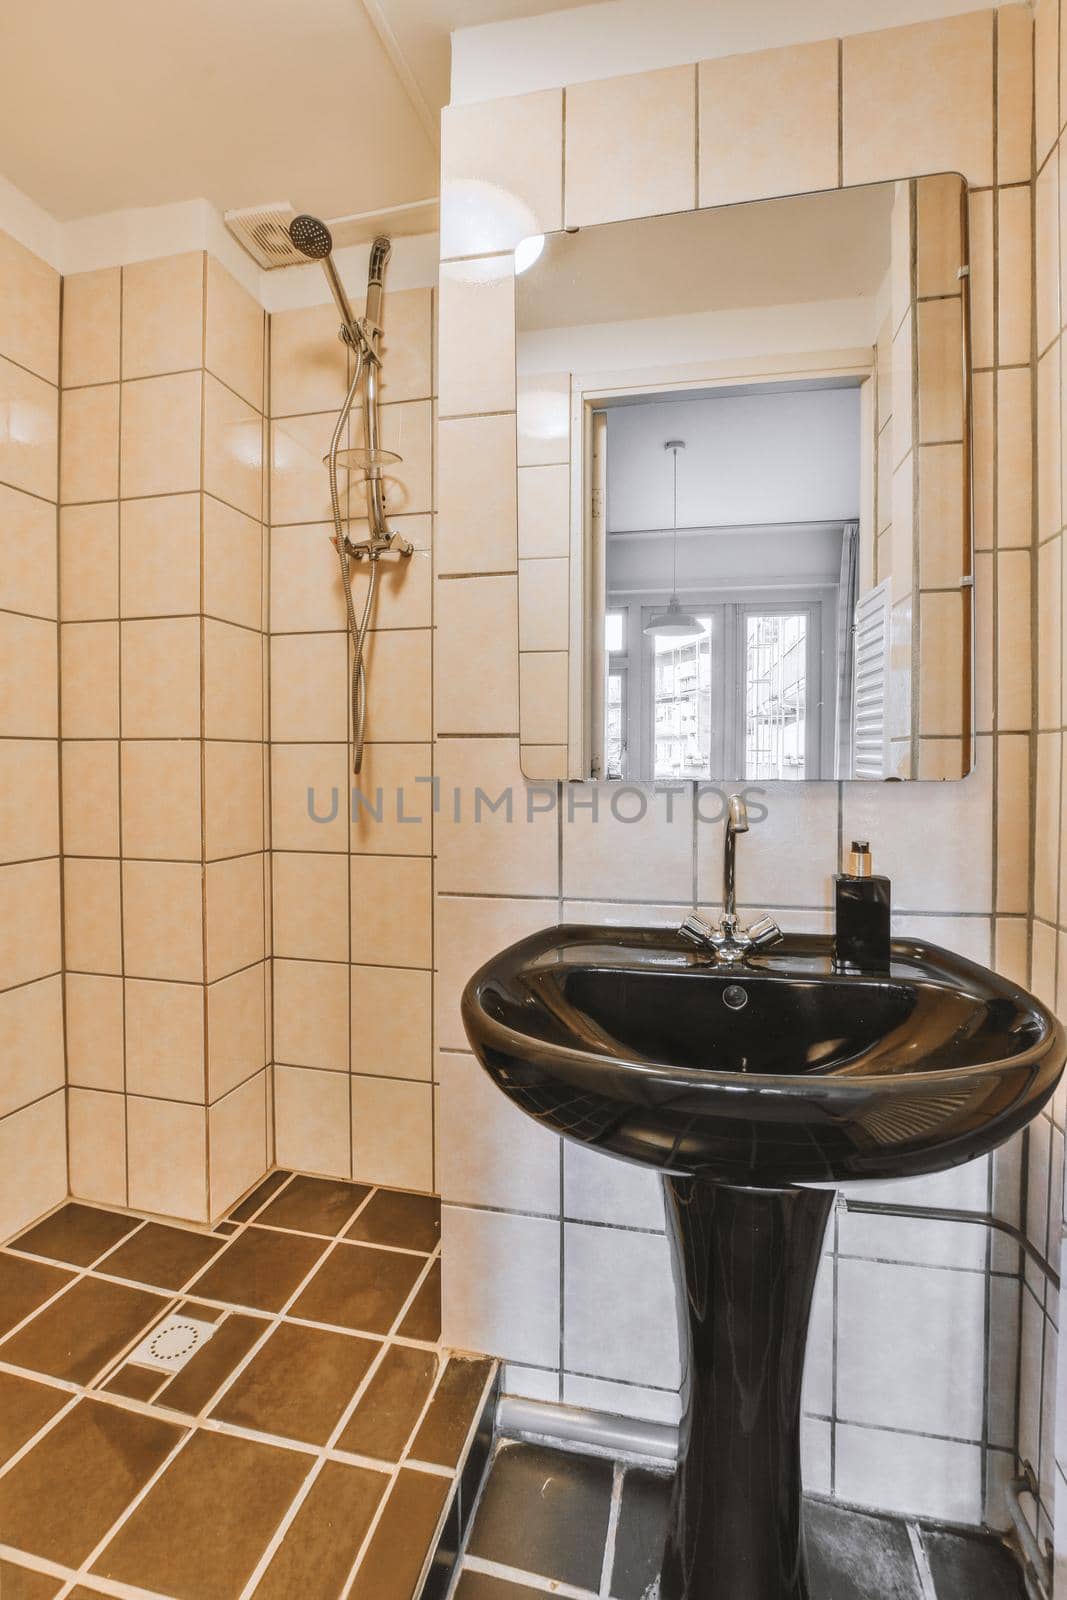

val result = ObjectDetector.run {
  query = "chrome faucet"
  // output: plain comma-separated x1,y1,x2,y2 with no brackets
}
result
679,794,783,964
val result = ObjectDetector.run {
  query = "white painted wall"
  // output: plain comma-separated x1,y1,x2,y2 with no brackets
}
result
451,0,999,104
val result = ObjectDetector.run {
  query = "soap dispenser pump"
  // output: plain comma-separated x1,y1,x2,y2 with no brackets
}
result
833,840,891,971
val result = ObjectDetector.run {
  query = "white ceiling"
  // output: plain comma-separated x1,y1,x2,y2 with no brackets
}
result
0,0,588,224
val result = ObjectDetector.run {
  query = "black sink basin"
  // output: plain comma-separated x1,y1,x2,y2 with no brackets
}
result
462,926,1062,1186
463,924,1064,1600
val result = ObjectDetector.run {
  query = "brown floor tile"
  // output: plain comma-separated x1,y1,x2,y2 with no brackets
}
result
156,1312,266,1416
337,1345,439,1462
0,1253,73,1339
0,1373,69,1468
10,1204,140,1268
214,1219,240,1235
290,1243,423,1335
0,1561,65,1599
0,1398,182,1568
346,1467,450,1600
257,1175,371,1237
398,1259,441,1342
93,1428,310,1600
102,1364,167,1402
253,1459,388,1600
99,1221,224,1291
346,1189,440,1254
188,1226,329,1313
211,1321,379,1446
229,1170,291,1223
0,1276,167,1385
177,1297,225,1322
411,1356,495,1469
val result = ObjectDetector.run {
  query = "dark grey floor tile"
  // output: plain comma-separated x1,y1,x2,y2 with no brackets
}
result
804,1499,923,1600
611,1467,671,1600
922,1527,1026,1600
454,1571,551,1600
467,1442,613,1592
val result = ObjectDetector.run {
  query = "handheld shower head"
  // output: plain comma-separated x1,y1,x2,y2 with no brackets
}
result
287,213,357,333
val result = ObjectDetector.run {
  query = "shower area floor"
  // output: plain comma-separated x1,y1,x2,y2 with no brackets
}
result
0,1173,496,1599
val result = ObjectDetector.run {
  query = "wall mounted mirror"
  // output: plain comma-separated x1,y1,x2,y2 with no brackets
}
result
515,175,972,784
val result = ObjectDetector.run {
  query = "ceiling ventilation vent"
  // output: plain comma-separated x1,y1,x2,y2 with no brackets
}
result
225,198,440,269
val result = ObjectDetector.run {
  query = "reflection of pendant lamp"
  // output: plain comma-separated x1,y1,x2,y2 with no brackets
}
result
644,439,706,637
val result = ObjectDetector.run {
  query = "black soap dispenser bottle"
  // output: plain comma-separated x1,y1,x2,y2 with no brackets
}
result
833,840,891,971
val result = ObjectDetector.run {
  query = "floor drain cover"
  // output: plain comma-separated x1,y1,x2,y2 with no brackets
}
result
127,1315,218,1373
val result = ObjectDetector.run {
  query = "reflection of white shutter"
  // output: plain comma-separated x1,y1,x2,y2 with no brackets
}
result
852,580,890,779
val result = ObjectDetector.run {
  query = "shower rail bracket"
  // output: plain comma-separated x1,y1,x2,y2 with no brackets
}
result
333,530,414,561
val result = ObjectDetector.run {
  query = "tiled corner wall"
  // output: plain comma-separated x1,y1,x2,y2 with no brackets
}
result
267,288,436,1191
58,250,271,1224
1031,0,1067,1580
434,4,1040,1529
0,228,67,1237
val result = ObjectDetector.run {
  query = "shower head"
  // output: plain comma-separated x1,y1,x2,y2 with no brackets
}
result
288,214,334,261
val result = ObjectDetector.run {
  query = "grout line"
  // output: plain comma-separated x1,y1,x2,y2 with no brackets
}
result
598,1461,625,1597
907,1522,939,1600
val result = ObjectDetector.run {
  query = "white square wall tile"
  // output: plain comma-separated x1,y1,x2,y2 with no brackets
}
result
434,738,558,898
696,783,837,911
562,1373,682,1427
563,1222,681,1389
435,895,558,1051
835,1423,983,1524
563,1141,664,1230
442,1204,560,1368
437,1051,559,1215
562,784,693,903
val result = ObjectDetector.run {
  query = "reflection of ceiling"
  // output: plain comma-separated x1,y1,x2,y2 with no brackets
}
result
517,184,898,331
0,0,590,223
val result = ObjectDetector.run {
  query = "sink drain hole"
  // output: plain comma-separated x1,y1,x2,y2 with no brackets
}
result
723,985,748,1010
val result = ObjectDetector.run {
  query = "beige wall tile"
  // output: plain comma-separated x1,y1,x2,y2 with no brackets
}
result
1038,535,1063,732
1037,341,1062,543
565,65,696,227
916,298,964,444
274,958,348,1071
120,617,201,739
274,1063,350,1178
1033,732,1060,924
438,257,515,418
973,550,993,735
207,961,267,1101
0,229,59,384
120,494,200,617
120,371,203,498
350,741,433,857
350,965,431,1080
997,5,1033,186
122,858,204,981
348,397,431,518
0,1092,66,1242
435,737,558,897
916,173,965,299
209,1071,268,1218
518,464,570,559
270,411,339,526
2,483,58,620
441,88,564,258
996,733,1031,915
843,13,993,187
996,368,1032,549
0,740,60,862
917,445,965,588
59,502,117,621
967,191,993,372
60,620,117,739
349,540,431,630
378,287,434,405
521,745,567,779
435,894,557,1051
996,551,1031,731
518,373,570,468
436,576,519,734
437,414,518,574
62,267,121,389
125,977,205,1102
272,742,348,854
361,629,432,744
205,852,265,981
970,371,992,551
1034,0,1059,165
698,40,838,209
519,558,568,651
1036,151,1060,358
918,591,968,739
204,741,264,860
696,783,837,910
0,613,56,738
64,855,122,974
203,495,262,630
350,855,431,968
270,522,345,632
270,304,349,417
205,256,264,411
273,851,348,961
121,740,202,860
518,650,568,746
122,253,204,380
270,631,347,743
61,739,118,858
60,383,119,504
351,1077,432,1192
203,619,263,741
68,1087,126,1206
127,1095,208,1221
204,373,263,520
66,972,124,1090
0,975,64,1118
0,354,57,501
994,186,1031,370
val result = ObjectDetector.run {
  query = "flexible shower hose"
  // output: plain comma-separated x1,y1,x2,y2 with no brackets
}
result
328,346,379,775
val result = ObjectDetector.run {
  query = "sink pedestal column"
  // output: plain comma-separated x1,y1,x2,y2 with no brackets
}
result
660,1177,834,1600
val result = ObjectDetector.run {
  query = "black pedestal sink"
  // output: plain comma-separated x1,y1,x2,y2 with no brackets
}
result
462,927,1064,1600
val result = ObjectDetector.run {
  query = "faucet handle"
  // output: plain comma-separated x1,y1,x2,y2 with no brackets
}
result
746,915,782,949
679,912,717,946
